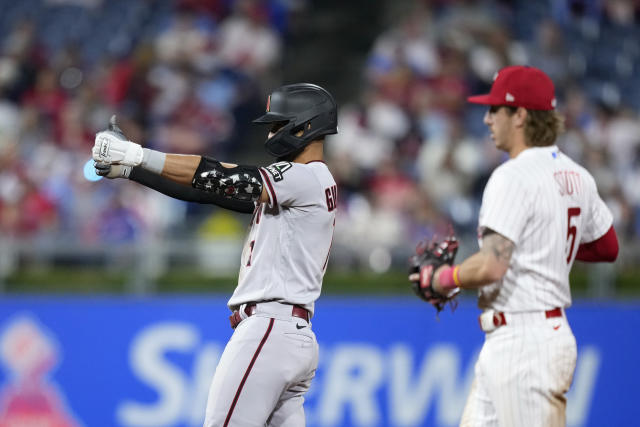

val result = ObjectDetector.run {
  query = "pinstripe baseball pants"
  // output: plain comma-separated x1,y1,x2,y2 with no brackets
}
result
460,310,577,427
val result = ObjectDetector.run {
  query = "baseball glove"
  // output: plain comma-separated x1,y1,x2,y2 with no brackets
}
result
409,233,460,313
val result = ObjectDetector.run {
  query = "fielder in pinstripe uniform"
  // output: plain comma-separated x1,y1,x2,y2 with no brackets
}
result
428,66,619,426
92,83,338,426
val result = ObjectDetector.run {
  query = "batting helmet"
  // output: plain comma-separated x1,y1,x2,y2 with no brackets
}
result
253,83,338,158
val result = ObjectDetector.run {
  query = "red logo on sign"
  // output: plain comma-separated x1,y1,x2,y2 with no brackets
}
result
0,316,82,427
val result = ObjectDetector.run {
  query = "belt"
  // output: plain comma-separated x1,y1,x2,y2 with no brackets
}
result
479,307,563,332
229,303,310,329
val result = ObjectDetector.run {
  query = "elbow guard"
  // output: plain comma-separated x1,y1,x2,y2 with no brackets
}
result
192,156,263,202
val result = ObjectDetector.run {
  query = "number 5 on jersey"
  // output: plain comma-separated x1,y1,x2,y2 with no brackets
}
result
566,207,581,264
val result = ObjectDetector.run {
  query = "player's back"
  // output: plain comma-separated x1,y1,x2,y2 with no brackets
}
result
478,145,609,311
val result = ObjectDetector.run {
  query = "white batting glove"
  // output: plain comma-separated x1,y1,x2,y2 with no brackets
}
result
94,162,132,179
92,116,143,166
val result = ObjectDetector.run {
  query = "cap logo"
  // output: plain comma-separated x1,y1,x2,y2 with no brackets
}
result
505,92,515,102
551,98,557,108
266,95,271,112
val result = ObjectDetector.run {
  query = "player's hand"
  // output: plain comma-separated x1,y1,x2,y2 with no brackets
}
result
408,264,459,304
92,115,143,166
408,233,460,313
94,162,132,179
431,264,459,297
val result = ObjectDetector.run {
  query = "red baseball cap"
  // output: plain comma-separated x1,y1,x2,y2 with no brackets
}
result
467,65,557,111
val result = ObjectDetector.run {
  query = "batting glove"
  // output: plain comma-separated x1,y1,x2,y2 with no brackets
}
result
94,162,132,179
92,116,143,167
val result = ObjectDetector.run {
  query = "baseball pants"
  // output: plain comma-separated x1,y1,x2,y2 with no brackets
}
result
460,310,577,427
204,302,319,427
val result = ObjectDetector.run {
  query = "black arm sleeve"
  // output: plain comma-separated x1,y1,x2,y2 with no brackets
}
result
128,167,255,214
192,156,263,203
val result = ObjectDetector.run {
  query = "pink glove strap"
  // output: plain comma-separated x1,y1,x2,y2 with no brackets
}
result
438,265,461,291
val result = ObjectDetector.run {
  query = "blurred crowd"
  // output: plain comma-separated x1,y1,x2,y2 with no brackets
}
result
0,0,292,249
327,0,640,270
0,0,639,274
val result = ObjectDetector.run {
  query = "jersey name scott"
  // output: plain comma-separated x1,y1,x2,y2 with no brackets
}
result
554,170,582,196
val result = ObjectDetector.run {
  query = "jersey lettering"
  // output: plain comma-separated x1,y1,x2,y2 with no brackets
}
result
554,170,582,196
325,185,338,212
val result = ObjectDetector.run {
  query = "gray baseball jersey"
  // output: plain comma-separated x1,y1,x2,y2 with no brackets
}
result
476,145,613,312
204,160,336,427
228,160,337,315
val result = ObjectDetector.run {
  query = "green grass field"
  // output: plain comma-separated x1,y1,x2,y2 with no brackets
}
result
3,265,638,298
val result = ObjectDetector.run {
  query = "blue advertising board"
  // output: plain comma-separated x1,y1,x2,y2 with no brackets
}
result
0,296,636,426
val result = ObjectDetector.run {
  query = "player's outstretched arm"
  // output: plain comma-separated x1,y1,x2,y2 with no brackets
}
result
158,154,203,184
92,117,269,206
138,153,270,205
133,166,255,213
184,155,269,204
94,162,255,213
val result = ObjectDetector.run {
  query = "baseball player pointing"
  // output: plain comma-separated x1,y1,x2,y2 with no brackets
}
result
93,83,338,426
411,66,619,426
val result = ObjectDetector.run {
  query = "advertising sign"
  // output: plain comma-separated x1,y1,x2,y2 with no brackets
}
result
0,297,636,426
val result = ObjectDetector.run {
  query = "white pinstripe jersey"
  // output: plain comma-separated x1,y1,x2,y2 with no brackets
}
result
477,145,613,312
228,161,337,316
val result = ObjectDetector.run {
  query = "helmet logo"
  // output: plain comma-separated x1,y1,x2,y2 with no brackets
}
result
266,95,271,112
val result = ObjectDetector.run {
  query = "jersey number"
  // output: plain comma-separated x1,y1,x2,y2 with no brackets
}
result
566,207,581,264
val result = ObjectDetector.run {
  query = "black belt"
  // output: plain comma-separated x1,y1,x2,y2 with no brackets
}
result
229,303,310,329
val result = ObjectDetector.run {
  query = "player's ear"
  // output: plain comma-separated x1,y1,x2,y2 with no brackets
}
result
514,107,528,128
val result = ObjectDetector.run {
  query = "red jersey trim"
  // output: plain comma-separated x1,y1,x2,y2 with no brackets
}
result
259,168,277,206
575,225,618,262
223,318,275,426
323,218,336,270
306,160,326,165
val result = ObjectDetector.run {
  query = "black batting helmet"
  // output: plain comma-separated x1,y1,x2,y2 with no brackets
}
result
253,83,338,158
